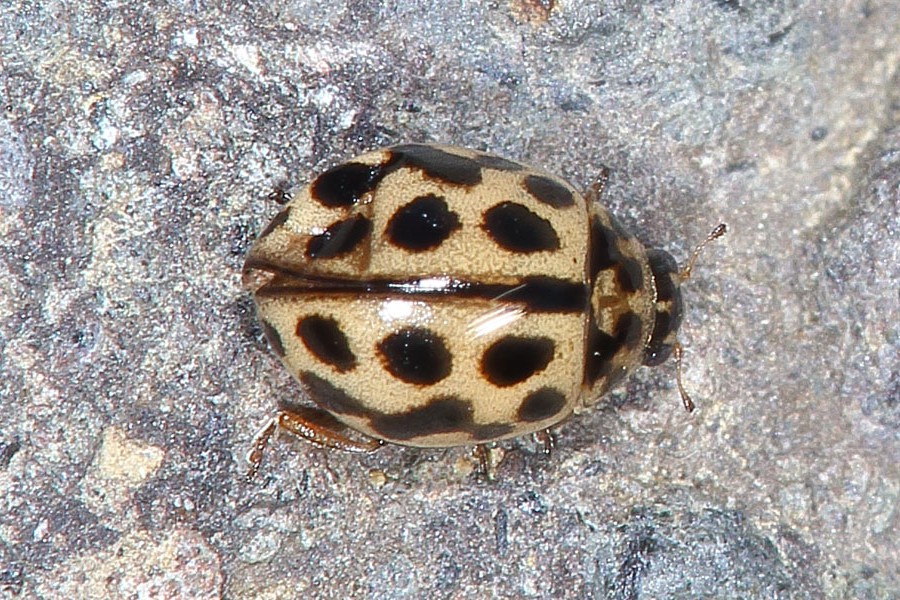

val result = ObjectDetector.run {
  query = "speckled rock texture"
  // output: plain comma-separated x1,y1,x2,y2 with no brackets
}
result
0,1,897,598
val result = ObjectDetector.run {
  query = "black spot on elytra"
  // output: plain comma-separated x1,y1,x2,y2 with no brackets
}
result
300,371,367,416
377,328,452,385
311,162,384,208
471,422,516,441
386,194,461,252
305,215,372,259
481,336,555,387
261,320,285,357
523,174,576,208
584,311,644,387
296,315,357,372
482,202,560,253
259,207,291,239
389,144,483,186
589,216,619,280
517,387,567,423
475,153,525,172
370,396,471,440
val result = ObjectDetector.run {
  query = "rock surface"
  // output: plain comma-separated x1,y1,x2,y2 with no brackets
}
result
0,1,897,598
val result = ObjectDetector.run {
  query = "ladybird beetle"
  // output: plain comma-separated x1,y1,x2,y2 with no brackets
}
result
242,144,724,478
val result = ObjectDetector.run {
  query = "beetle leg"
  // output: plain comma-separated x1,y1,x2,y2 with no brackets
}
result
671,342,695,413
534,429,556,456
472,444,493,480
245,407,384,481
584,166,611,204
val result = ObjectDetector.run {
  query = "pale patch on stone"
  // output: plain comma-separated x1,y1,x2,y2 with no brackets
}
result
80,427,164,523
231,43,264,76
38,529,222,600
95,426,163,483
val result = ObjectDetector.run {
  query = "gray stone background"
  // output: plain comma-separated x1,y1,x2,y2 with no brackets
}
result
0,0,897,598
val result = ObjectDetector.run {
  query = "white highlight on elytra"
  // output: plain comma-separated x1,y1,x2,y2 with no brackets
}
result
378,299,433,326
467,305,525,339
379,299,415,322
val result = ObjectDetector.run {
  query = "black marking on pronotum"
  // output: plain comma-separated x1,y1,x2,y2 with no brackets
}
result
259,207,291,239
300,371,368,417
615,258,644,294
647,249,679,302
377,328,452,385
517,387,567,422
387,144,483,187
296,315,357,372
245,260,590,314
310,162,387,208
369,396,472,440
386,194,461,252
644,309,677,367
617,312,644,350
643,249,684,366
481,336,555,387
305,215,372,259
261,320,285,357
584,310,645,386
522,174,576,208
482,202,560,253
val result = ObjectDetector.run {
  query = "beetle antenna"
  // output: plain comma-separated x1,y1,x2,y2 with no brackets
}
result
672,223,726,412
672,342,694,412
680,223,727,282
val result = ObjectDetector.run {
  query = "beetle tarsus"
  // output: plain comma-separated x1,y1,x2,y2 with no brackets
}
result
535,429,556,455
473,444,493,480
672,342,695,412
584,167,611,204
245,416,280,481
245,408,384,480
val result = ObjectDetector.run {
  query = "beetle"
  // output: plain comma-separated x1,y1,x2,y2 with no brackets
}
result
242,144,724,478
